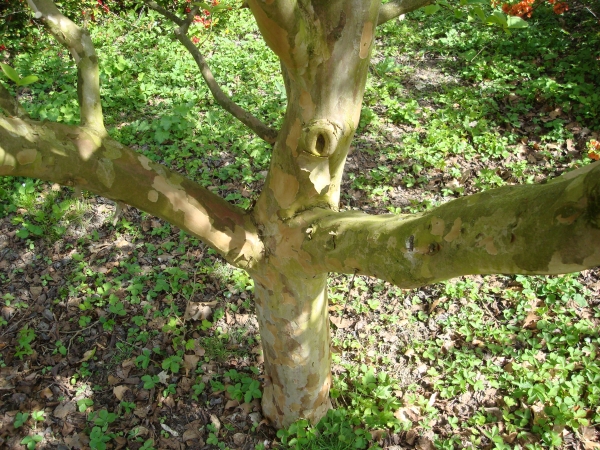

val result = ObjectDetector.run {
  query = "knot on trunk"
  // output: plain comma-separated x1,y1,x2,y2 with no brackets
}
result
301,120,342,157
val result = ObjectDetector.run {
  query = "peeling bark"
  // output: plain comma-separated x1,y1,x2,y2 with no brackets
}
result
4,0,600,431
0,117,263,267
301,161,600,286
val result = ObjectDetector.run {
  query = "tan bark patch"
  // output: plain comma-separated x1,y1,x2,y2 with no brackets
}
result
247,0,292,68
270,166,299,209
359,21,373,59
299,91,315,123
477,236,498,255
0,150,17,173
96,158,116,188
16,149,37,165
152,175,233,250
444,218,462,242
138,155,152,170
430,217,445,236
299,156,330,195
286,119,301,157
76,136,99,160
147,190,158,202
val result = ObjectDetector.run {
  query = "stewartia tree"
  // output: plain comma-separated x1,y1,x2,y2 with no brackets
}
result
1,0,599,429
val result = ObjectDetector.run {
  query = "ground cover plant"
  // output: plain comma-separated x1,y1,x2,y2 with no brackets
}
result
0,0,599,448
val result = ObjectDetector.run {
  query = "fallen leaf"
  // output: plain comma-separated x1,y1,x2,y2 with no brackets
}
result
79,347,96,362
183,354,200,376
330,316,354,329
225,399,239,410
113,385,128,401
184,302,212,321
40,387,53,399
157,371,169,385
522,311,539,329
183,429,200,441
54,401,76,419
161,423,179,437
107,375,121,385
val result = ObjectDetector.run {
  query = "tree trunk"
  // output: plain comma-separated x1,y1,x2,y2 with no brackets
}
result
252,268,330,428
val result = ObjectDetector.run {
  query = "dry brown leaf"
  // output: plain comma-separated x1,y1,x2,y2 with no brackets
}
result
113,385,129,401
330,316,354,329
40,387,53,399
416,436,435,450
183,429,201,441
183,354,200,376
523,311,540,329
53,401,76,419
107,375,121,385
184,302,212,321
225,399,240,410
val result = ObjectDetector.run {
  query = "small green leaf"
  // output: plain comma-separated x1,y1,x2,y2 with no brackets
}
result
0,63,21,84
19,75,39,86
487,11,508,27
423,4,441,15
507,15,529,28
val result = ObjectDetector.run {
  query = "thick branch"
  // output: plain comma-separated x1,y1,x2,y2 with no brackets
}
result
0,83,28,118
302,162,600,287
377,0,434,25
0,116,263,268
27,0,104,132
145,1,278,144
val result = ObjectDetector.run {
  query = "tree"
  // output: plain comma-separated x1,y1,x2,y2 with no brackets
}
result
1,0,599,430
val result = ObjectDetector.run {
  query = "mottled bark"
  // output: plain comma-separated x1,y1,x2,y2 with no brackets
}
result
245,0,381,428
252,270,331,428
299,161,600,286
3,0,600,431
0,116,262,268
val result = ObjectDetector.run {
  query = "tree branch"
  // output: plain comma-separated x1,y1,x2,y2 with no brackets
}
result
378,0,434,25
145,0,184,25
27,0,105,132
301,162,600,287
0,116,263,269
145,0,278,144
0,83,28,118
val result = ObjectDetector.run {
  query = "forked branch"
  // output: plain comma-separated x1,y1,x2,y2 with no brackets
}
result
27,0,105,132
378,0,434,25
0,116,263,268
302,162,600,287
146,1,278,144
